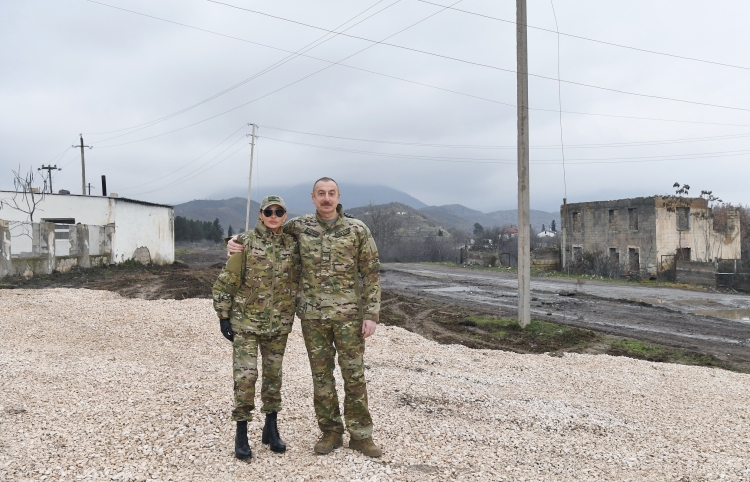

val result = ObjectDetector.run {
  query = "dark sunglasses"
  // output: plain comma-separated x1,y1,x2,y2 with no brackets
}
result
262,208,286,217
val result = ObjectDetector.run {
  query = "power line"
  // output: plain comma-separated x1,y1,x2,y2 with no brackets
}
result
92,0,464,149
85,0,399,140
259,124,750,150
416,0,750,72
210,0,750,113
258,135,750,165
128,141,249,195
549,0,567,200
117,124,248,191
86,1,750,130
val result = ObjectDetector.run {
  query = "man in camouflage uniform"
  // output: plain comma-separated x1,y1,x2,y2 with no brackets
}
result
228,178,382,457
213,195,299,460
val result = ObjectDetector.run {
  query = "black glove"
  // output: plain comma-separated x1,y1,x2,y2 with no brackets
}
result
219,318,234,342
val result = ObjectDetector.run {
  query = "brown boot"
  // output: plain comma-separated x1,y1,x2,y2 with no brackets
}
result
314,431,343,455
349,437,382,458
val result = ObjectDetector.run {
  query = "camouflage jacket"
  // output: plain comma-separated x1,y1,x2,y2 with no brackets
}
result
212,219,300,336
284,204,380,322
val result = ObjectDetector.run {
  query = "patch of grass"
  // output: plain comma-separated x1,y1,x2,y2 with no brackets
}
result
607,340,733,370
433,312,597,352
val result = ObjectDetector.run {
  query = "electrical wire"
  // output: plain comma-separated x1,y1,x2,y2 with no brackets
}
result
86,1,750,129
416,0,750,72
117,124,248,191
550,0,567,200
128,140,248,195
211,0,750,113
92,0,463,149
258,135,750,165
259,124,750,150
85,0,398,140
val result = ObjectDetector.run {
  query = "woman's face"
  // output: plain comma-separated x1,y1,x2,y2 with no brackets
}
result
261,204,287,232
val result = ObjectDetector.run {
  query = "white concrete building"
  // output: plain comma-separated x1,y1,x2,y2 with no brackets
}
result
0,191,174,265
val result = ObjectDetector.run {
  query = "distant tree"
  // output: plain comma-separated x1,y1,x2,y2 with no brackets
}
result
437,229,444,237
551,220,556,232
0,166,49,240
227,225,234,237
542,224,546,232
473,223,484,235
208,218,224,243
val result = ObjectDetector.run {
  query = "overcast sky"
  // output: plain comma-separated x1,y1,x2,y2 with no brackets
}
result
2,0,750,212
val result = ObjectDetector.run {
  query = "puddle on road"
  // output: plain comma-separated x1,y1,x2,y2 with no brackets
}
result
633,298,666,305
424,286,476,293
692,309,750,322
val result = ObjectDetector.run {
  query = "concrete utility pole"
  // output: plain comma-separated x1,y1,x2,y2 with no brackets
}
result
516,0,531,327
244,123,258,232
72,134,92,195
38,164,61,193
561,197,567,270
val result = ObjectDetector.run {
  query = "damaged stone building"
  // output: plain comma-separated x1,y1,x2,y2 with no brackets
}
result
560,196,741,275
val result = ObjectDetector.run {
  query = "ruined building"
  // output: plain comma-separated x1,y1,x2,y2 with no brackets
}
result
560,196,741,275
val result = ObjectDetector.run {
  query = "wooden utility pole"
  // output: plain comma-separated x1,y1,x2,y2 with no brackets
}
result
516,0,531,327
72,135,92,195
244,123,258,232
38,164,60,193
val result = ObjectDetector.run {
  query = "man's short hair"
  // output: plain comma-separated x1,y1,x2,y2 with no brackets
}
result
312,177,339,192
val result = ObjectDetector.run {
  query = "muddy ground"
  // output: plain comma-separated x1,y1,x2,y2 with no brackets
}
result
381,264,750,372
2,247,748,372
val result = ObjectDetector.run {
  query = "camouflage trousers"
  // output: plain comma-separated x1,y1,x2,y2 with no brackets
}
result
231,332,289,422
301,317,373,441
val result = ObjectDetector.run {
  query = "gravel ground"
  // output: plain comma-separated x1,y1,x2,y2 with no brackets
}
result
1,289,749,481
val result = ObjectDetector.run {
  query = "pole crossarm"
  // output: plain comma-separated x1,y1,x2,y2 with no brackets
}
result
38,164,61,193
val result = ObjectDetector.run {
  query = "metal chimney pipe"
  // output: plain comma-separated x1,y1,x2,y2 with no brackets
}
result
101,175,107,197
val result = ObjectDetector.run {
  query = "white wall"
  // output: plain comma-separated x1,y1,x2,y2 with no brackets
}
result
111,199,174,264
0,192,174,264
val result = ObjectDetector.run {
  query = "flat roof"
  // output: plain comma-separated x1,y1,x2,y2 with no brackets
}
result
0,190,173,209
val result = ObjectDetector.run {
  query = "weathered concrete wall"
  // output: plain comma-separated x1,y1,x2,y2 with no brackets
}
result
676,261,716,287
111,200,174,264
0,220,113,278
531,248,560,270
0,191,173,264
654,198,741,264
561,197,658,274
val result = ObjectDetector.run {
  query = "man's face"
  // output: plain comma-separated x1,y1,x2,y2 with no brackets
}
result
311,180,340,218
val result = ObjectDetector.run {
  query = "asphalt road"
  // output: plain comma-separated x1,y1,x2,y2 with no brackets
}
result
381,263,750,365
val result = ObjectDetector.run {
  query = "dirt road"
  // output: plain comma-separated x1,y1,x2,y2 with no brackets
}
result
382,264,750,367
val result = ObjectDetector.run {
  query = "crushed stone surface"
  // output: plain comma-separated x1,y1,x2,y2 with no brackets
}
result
1,288,749,481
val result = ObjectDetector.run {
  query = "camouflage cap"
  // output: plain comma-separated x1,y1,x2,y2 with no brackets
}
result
260,195,286,211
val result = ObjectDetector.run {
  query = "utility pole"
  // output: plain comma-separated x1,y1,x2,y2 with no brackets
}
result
516,0,531,327
244,123,258,232
38,164,61,193
72,134,92,195
87,183,96,196
561,197,567,270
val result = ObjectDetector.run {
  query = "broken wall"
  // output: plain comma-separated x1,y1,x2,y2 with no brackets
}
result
561,197,658,274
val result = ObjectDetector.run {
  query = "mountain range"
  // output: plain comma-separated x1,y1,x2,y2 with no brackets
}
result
176,185,559,234
211,183,426,215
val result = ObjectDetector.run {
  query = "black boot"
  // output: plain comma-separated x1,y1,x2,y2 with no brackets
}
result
235,421,252,460
262,412,286,453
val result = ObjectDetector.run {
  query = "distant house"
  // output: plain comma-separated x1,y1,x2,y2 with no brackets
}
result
537,230,556,238
501,227,518,240
561,196,741,275
0,191,174,277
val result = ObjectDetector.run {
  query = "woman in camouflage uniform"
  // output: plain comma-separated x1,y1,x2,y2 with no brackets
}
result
212,195,299,460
